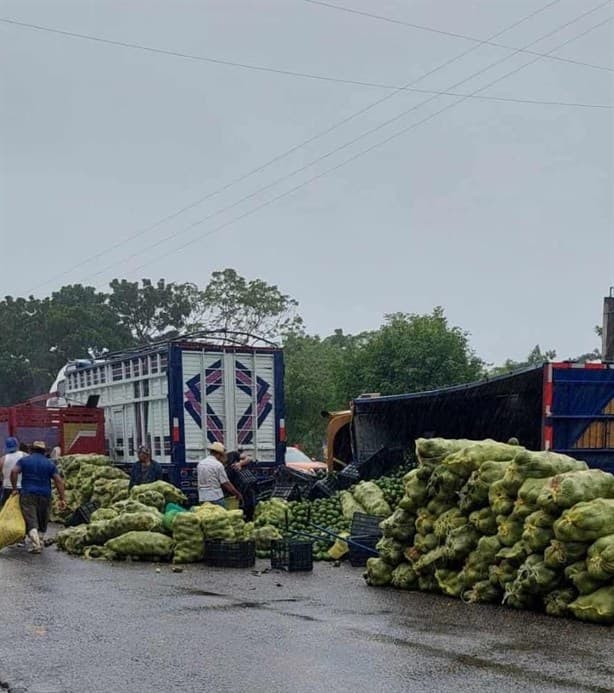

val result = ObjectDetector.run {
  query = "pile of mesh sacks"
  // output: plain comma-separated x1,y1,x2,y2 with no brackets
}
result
51,454,130,521
364,438,614,625
53,455,254,564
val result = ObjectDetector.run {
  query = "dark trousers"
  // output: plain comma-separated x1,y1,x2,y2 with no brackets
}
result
242,487,256,521
0,488,13,509
20,494,51,534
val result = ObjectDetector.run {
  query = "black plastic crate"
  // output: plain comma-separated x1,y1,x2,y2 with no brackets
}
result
255,477,276,502
308,476,339,500
337,464,361,489
65,500,99,527
231,467,258,491
271,483,301,502
270,539,313,572
350,512,385,537
203,540,256,568
277,466,317,495
348,534,380,567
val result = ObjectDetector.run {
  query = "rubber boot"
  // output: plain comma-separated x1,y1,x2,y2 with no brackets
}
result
28,529,42,554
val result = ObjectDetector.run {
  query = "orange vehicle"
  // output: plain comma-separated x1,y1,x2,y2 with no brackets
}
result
284,445,327,475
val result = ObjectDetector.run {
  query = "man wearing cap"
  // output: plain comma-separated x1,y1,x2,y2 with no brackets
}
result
11,441,66,554
197,442,242,508
0,437,25,508
128,445,163,489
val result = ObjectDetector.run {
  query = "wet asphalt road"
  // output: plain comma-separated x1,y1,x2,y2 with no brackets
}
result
0,540,613,693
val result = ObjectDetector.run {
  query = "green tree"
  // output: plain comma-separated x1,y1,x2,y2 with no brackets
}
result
283,309,485,453
0,286,134,405
108,278,201,342
352,309,484,395
282,332,341,455
200,268,303,342
491,344,557,376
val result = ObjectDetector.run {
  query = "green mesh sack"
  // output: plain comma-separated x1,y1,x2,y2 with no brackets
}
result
435,569,465,597
380,508,416,543
489,480,515,516
418,573,440,593
415,509,437,536
105,531,174,559
468,507,497,535
131,489,166,512
402,470,428,510
497,517,524,547
489,560,517,588
391,562,418,590
496,540,528,565
172,512,205,564
426,498,454,517
543,540,587,569
339,491,366,520
543,588,577,618
131,481,187,506
86,511,163,545
90,508,119,523
504,450,587,490
433,508,467,540
514,554,561,596
57,526,88,555
517,477,554,507
83,545,118,561
415,438,474,462
375,536,404,566
352,482,392,517
538,469,614,514
442,441,519,478
462,580,501,604
586,534,614,581
413,533,438,554
458,460,510,514
253,524,283,550
363,557,393,586
444,524,480,561
564,562,609,596
426,466,465,501
568,586,614,625
554,499,614,543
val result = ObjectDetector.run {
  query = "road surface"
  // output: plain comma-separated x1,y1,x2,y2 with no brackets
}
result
0,542,612,693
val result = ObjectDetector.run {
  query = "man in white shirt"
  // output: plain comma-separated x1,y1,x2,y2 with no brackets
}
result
196,442,242,507
0,437,25,508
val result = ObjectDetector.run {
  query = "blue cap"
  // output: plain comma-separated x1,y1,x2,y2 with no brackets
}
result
4,437,18,453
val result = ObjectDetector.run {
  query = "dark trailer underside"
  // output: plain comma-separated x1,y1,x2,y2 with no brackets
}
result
351,363,614,473
351,367,545,466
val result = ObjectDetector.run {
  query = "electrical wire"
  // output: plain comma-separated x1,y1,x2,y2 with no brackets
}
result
301,0,614,73
25,0,587,291
95,11,614,280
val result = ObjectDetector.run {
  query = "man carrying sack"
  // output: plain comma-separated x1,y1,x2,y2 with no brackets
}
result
11,441,66,554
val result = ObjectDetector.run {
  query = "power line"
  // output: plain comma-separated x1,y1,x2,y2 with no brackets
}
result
95,12,614,280
24,0,577,291
301,0,614,73
4,15,611,103
2,8,612,78
0,17,399,90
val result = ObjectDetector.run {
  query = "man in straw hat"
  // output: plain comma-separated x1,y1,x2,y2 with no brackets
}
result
11,441,66,554
196,442,242,508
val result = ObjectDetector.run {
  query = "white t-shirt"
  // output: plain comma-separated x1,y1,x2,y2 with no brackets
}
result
196,455,229,502
2,451,25,489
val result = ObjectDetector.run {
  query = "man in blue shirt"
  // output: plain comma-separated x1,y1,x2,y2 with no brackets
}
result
11,441,66,554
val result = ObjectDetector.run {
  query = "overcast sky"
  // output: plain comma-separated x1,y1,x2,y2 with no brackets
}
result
1,0,612,365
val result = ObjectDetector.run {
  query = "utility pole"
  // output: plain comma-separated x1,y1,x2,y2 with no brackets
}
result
603,288,614,362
